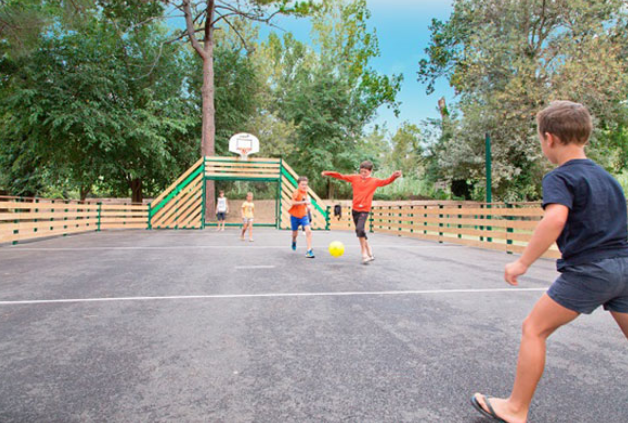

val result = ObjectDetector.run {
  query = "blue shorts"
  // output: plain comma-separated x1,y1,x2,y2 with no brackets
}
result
548,257,628,314
216,212,226,221
290,215,310,231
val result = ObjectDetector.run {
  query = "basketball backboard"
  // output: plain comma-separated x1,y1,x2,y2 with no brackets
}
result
228,133,260,160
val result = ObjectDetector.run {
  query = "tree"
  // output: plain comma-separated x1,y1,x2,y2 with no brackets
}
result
258,0,402,198
418,0,628,200
389,123,424,178
168,0,315,215
0,0,197,201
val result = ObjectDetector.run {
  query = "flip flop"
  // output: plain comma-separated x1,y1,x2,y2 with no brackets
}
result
471,395,507,422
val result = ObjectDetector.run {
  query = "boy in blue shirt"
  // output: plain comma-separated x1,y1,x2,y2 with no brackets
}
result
472,101,628,423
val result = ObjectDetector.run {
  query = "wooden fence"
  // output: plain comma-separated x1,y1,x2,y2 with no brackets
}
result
0,197,148,244
328,201,561,259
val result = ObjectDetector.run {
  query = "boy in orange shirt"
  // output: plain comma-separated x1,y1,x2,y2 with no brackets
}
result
322,161,402,264
289,176,314,258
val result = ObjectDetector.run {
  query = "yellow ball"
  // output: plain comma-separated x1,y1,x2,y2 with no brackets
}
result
328,241,345,258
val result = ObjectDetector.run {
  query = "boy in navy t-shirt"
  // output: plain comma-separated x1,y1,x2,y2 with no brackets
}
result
472,101,628,423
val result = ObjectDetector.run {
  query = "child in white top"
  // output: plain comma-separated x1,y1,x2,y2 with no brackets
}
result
216,190,228,231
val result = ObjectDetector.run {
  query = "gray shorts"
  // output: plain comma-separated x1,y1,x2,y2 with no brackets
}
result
548,257,628,314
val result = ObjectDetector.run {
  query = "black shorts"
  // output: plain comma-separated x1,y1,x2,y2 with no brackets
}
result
548,257,628,314
216,212,226,221
352,210,369,239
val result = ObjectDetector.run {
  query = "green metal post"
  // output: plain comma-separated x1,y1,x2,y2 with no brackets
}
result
506,202,513,254
325,205,330,231
201,158,207,229
97,202,102,231
147,203,152,230
438,204,443,243
485,132,493,242
277,158,283,229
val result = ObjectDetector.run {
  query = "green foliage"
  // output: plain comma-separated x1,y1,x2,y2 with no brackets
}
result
255,0,402,197
419,0,628,201
0,2,197,199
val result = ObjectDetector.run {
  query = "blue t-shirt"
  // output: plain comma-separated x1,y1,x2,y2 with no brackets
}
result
542,159,628,271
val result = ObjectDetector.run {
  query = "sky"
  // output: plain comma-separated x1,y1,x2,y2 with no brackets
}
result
256,0,456,133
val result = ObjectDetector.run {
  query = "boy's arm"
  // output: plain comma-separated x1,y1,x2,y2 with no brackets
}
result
290,192,309,207
375,171,403,187
321,171,354,182
504,203,568,286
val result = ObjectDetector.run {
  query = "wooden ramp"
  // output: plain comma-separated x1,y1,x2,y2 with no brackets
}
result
149,156,329,230
149,158,204,229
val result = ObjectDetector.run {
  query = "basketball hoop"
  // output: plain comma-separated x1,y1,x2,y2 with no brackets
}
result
238,147,251,160
229,133,259,160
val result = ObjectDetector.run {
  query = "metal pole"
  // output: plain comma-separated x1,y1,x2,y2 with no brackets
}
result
485,132,492,204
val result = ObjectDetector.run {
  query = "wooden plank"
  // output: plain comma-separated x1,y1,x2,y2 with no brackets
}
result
99,204,148,211
100,224,148,230
205,166,280,173
205,172,280,179
99,211,148,218
372,206,544,218
157,187,202,227
175,197,203,228
0,211,98,221
2,219,98,233
205,156,281,163
0,225,95,244
178,204,202,228
99,218,149,224
151,157,203,207
373,215,539,230
0,202,99,211
151,176,203,223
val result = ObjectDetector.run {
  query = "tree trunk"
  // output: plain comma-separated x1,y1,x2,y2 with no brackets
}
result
202,5,216,221
130,178,143,204
79,185,91,204
328,179,335,200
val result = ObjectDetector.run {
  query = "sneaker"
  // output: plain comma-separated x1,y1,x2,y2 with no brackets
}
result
306,250,315,258
291,241,297,251
249,238,254,242
361,256,370,265
366,255,375,263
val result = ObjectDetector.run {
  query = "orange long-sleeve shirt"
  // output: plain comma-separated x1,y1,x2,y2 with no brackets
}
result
326,172,399,212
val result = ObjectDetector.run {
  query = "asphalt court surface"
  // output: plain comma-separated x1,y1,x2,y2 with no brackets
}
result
0,229,626,422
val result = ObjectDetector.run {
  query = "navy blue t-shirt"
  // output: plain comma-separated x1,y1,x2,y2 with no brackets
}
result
542,159,628,271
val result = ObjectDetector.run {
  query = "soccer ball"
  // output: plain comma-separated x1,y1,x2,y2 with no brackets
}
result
328,241,345,258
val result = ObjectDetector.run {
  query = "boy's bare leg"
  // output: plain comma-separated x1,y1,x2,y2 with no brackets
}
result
240,223,247,239
611,311,628,339
305,227,312,250
474,294,578,423
292,231,298,243
358,237,368,258
365,239,373,257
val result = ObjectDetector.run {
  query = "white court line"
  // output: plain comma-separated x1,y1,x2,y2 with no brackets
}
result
0,287,547,306
235,265,276,270
2,245,462,251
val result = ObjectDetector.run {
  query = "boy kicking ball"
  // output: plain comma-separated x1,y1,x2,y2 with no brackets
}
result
472,101,628,423
289,176,314,258
322,161,401,264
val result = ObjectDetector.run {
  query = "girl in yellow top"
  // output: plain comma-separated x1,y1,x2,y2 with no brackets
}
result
240,192,255,242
